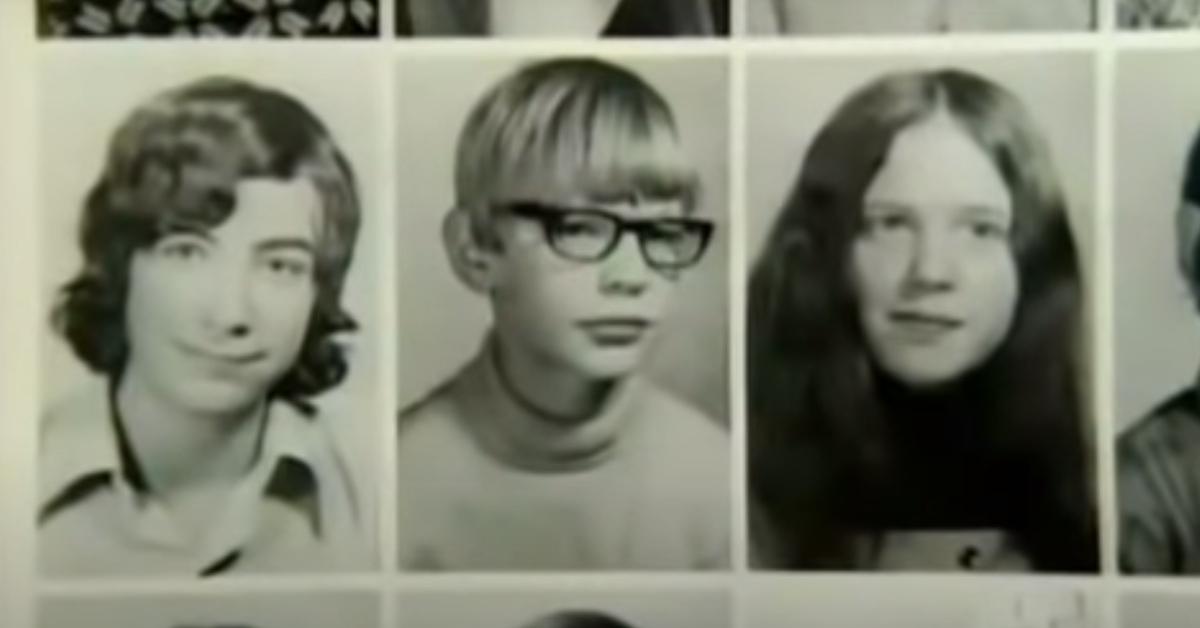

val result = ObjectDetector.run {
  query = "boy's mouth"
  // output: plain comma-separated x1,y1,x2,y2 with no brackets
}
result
576,317,653,347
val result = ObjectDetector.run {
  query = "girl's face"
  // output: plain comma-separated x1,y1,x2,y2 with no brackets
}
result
123,179,319,417
851,109,1019,389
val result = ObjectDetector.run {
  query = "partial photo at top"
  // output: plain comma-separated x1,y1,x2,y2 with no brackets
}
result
36,0,379,37
396,0,729,37
1120,0,1200,27
748,0,1095,34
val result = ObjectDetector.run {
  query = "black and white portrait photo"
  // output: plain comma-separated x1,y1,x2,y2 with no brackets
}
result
39,591,379,628
36,0,379,38
395,0,729,37
393,55,730,571
745,53,1098,572
397,587,729,628
1115,49,1200,575
1119,0,1200,28
36,48,384,578
746,580,1098,628
748,0,1095,34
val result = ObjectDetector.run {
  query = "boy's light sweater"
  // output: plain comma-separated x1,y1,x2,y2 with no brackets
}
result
396,339,730,571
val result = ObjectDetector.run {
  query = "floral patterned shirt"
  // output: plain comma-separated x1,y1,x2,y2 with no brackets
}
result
38,0,378,37
1121,0,1200,26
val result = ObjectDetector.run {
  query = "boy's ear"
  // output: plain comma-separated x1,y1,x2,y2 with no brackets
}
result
443,207,498,294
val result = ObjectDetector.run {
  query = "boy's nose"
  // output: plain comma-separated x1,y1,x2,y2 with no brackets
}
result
599,231,651,294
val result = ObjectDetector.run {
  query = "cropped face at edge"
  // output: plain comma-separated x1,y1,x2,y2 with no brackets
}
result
1176,200,1200,301
851,109,1019,389
488,181,690,382
122,178,321,417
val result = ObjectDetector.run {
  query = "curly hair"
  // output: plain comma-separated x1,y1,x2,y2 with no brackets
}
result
52,76,361,404
748,68,1096,571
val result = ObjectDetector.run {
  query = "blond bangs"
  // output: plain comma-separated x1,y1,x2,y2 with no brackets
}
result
457,60,698,217
506,89,696,206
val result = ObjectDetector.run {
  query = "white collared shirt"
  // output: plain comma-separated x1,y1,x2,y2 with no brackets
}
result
39,380,369,577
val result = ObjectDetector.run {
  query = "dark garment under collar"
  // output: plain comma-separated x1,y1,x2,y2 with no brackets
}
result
397,0,726,36
1119,382,1200,573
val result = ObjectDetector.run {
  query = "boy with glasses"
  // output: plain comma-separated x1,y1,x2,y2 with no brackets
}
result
396,58,730,571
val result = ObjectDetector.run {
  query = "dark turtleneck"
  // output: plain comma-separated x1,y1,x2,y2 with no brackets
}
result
857,370,1012,532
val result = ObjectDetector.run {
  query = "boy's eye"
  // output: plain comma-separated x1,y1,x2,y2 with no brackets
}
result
553,216,611,239
644,221,692,243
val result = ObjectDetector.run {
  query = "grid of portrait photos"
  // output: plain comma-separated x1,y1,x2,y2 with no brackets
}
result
9,0,1200,627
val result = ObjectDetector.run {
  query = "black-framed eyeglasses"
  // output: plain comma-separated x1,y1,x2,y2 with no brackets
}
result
497,202,715,271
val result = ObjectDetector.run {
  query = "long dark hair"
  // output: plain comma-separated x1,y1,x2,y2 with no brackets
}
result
747,68,1096,571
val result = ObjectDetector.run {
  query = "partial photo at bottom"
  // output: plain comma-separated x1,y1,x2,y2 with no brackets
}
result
745,579,1100,628
38,591,379,628
396,587,730,628
1121,592,1200,628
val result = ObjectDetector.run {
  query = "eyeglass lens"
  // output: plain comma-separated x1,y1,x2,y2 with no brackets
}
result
547,211,708,268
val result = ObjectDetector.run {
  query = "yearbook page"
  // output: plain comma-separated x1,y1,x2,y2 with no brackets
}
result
2,0,1198,627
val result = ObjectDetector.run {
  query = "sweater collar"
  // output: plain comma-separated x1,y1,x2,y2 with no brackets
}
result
454,334,645,473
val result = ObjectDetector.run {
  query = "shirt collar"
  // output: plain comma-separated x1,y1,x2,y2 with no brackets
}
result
40,378,122,508
40,377,324,520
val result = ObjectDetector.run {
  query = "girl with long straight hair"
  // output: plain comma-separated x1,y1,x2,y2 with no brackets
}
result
748,68,1097,572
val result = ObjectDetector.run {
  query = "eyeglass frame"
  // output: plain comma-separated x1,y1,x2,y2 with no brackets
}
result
493,201,716,271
